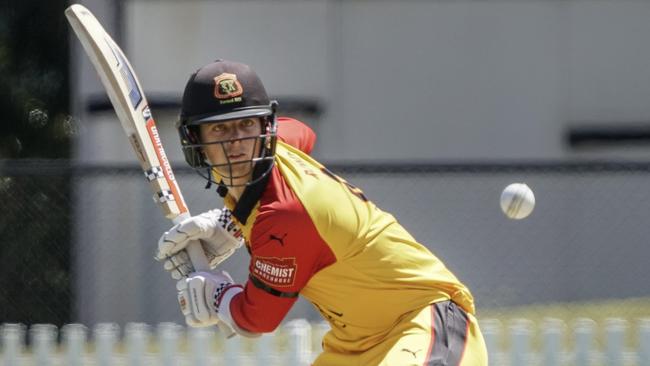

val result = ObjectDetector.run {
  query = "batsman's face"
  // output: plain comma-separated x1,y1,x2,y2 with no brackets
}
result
199,118,263,182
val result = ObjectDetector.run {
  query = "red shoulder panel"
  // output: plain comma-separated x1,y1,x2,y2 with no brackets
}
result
276,117,316,154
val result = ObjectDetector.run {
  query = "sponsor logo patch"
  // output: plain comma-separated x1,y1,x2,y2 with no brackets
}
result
146,119,176,183
252,256,297,287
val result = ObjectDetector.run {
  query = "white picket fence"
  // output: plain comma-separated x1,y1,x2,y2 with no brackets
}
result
2,317,650,366
483,318,650,366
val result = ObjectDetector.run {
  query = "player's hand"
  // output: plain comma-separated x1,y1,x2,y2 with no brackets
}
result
156,208,244,279
176,270,243,328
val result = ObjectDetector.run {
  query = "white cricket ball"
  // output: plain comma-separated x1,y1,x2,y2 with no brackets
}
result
500,183,535,220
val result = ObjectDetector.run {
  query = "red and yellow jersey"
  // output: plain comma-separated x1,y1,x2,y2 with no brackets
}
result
224,117,475,352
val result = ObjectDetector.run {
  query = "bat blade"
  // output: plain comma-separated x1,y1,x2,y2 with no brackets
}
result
65,4,211,271
65,4,236,336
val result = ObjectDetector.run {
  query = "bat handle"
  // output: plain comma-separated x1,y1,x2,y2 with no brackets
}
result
186,240,210,271
187,240,237,338
174,214,236,338
172,213,211,271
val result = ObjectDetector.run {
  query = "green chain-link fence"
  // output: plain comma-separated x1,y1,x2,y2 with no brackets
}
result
2,159,650,326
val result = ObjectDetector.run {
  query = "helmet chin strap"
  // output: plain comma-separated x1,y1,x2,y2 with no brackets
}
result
196,157,274,195
202,173,226,198
216,181,229,197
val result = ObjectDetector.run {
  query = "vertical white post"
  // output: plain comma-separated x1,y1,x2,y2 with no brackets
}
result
157,322,182,366
62,324,87,366
188,326,214,366
480,319,502,366
284,319,312,366
311,321,330,363
639,318,650,366
541,318,564,366
1,323,25,366
509,318,533,366
30,324,57,366
573,318,596,366
255,331,277,366
125,323,150,366
94,323,119,366
604,318,627,366
223,332,244,365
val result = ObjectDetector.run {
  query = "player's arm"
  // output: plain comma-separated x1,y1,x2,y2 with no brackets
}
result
204,207,336,335
276,117,317,154
232,207,336,333
156,207,243,279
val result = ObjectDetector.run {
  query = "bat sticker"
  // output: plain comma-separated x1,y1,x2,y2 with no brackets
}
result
105,37,142,109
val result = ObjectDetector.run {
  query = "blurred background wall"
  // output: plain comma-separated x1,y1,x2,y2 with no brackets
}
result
68,0,650,326
6,0,650,327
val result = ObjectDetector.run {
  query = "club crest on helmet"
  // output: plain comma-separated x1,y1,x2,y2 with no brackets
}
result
214,73,243,103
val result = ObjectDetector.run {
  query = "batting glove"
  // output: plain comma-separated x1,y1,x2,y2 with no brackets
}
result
176,270,243,330
156,208,244,279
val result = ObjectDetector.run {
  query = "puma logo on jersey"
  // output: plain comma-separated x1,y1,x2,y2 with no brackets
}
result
269,233,287,246
401,348,422,359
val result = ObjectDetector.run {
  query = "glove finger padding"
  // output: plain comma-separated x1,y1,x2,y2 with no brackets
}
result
163,239,239,274
156,208,243,274
156,218,208,259
164,252,193,280
163,251,189,270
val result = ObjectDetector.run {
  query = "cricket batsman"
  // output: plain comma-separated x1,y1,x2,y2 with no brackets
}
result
156,59,488,365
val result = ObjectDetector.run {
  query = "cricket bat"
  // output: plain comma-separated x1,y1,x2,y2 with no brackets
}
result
65,4,233,335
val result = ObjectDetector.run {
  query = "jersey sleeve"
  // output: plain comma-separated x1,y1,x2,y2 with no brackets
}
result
276,117,317,155
228,202,336,333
